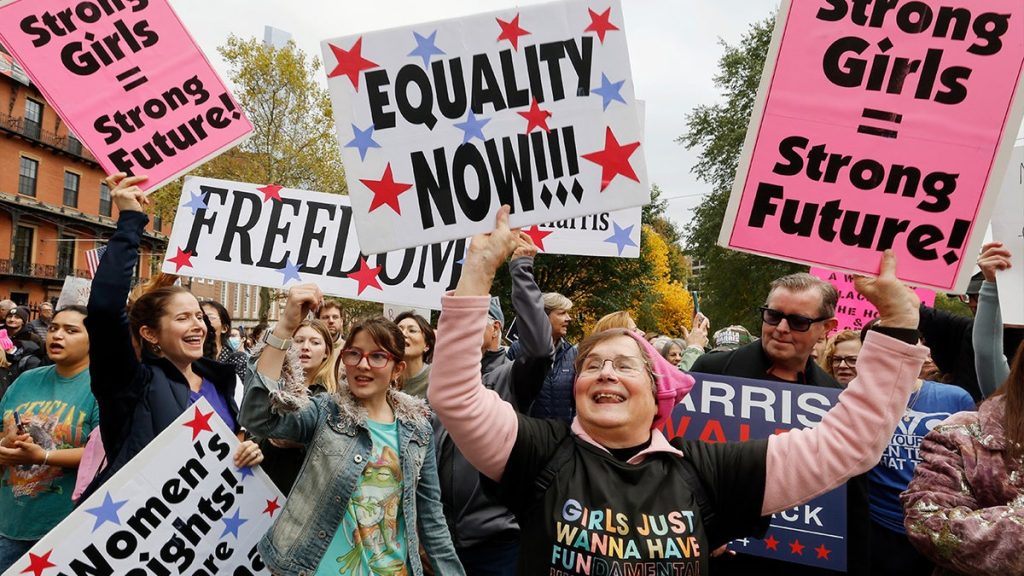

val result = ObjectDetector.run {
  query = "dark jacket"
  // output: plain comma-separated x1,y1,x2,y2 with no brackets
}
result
508,336,577,422
919,303,1024,401
434,256,552,549
691,340,868,576
82,211,239,501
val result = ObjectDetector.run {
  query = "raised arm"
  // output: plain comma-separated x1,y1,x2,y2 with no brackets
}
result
85,174,149,457
428,206,521,481
762,250,927,513
973,242,1012,398
506,235,554,408
239,283,324,444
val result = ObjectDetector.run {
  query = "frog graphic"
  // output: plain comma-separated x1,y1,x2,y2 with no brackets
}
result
336,444,408,575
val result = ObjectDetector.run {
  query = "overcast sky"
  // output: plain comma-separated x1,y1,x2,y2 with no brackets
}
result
172,0,774,233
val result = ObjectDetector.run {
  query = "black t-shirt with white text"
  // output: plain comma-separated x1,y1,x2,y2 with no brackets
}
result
497,415,770,575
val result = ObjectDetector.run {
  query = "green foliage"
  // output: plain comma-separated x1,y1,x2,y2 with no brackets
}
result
678,15,800,332
934,292,973,318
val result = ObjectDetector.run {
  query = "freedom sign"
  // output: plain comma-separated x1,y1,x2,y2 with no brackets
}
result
0,0,252,193
2,398,281,576
720,0,1024,292
810,267,935,331
663,373,847,571
322,0,649,254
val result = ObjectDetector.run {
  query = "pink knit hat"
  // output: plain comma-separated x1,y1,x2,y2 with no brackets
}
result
626,332,695,429
0,329,13,352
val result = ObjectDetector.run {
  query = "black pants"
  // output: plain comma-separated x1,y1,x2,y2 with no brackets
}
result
869,521,934,576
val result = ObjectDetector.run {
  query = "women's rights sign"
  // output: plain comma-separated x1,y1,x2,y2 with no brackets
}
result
810,267,935,331
321,0,648,254
720,0,1024,292
0,0,252,193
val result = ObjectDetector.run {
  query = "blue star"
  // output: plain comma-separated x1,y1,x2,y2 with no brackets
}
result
277,258,302,285
220,508,248,539
182,191,208,215
592,73,626,110
85,492,129,532
345,124,381,161
236,465,255,481
454,111,491,144
408,30,445,69
456,240,470,266
603,221,638,256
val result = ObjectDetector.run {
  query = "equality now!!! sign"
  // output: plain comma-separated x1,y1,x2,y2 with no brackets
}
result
0,0,252,193
664,373,847,571
322,0,649,254
2,398,281,576
720,0,1024,292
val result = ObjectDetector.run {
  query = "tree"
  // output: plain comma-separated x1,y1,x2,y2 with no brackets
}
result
149,36,347,323
678,15,800,332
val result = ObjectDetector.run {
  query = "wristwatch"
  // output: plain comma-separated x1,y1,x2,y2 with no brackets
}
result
263,330,292,351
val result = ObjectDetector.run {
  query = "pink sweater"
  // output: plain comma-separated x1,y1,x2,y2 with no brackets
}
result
428,294,927,515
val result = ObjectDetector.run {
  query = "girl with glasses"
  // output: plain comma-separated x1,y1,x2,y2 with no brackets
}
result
820,330,861,387
239,284,463,576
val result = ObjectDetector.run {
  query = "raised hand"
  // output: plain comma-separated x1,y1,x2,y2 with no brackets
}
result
456,206,518,297
512,229,540,260
854,250,919,329
278,283,323,335
977,241,1012,283
106,173,150,213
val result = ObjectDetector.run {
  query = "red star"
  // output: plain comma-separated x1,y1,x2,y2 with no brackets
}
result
167,247,195,272
349,257,383,295
523,225,554,252
326,37,378,90
581,127,641,191
814,543,831,560
496,14,530,50
20,550,55,576
789,539,805,555
257,184,283,202
763,535,779,551
518,98,552,133
360,164,413,215
584,7,620,43
182,406,214,441
263,497,282,517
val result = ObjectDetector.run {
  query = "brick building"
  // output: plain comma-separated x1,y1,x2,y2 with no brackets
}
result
0,46,168,306
187,278,281,329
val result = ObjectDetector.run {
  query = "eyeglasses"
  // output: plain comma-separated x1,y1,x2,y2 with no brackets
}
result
831,355,858,367
340,349,394,368
759,306,830,332
580,355,648,376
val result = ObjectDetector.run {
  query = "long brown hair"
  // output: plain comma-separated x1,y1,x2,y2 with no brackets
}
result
337,317,406,388
128,285,194,354
993,340,1024,458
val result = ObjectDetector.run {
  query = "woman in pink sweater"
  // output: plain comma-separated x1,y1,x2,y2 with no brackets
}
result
429,208,927,575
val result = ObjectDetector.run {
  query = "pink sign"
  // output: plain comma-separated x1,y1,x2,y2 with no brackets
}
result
721,0,1024,292
0,0,252,192
810,267,935,332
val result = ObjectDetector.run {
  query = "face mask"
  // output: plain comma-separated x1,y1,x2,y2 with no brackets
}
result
228,337,242,350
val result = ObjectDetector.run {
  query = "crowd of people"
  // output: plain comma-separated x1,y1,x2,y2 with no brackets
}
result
0,175,1021,576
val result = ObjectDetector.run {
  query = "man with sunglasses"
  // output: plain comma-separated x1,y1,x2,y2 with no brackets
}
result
691,273,869,576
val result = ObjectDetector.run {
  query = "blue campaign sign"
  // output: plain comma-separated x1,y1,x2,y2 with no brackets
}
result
662,372,848,572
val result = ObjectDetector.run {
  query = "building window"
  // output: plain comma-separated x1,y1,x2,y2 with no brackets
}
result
220,281,228,303
24,99,42,139
18,157,38,197
63,171,80,207
153,212,162,232
234,283,242,317
243,286,250,317
13,226,34,275
57,235,75,277
66,131,82,155
99,182,112,216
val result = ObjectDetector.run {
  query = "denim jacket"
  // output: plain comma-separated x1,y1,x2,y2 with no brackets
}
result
240,365,464,576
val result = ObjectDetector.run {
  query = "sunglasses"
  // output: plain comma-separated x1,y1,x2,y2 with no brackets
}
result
759,306,830,332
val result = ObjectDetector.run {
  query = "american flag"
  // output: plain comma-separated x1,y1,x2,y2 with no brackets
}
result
85,245,107,278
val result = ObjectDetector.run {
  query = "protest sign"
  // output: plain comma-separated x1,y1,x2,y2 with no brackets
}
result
810,267,935,331
524,206,642,257
719,0,1024,292
991,145,1024,324
321,0,649,254
163,176,466,310
2,398,280,576
55,276,92,310
664,373,846,571
0,0,253,193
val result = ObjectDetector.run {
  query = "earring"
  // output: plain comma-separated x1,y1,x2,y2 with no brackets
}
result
152,343,162,354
